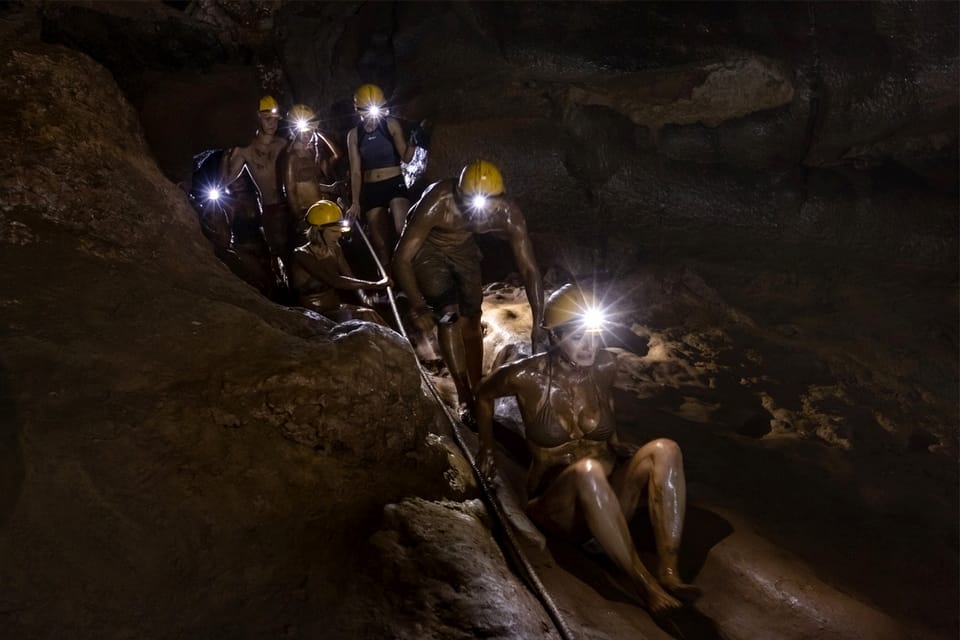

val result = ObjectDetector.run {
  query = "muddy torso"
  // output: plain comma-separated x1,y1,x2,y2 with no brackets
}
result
242,135,287,205
291,242,341,309
513,351,620,496
421,180,520,249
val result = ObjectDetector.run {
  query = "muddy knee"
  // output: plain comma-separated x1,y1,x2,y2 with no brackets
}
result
649,438,682,464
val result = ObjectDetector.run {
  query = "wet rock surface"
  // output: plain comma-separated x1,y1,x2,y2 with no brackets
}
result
478,268,956,640
368,498,559,640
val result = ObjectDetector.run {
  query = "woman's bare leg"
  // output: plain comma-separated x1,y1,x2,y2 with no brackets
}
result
389,197,410,235
528,458,681,614
611,438,698,598
365,206,395,268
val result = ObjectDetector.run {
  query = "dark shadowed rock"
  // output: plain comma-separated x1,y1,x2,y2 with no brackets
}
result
0,36,440,639
369,498,559,640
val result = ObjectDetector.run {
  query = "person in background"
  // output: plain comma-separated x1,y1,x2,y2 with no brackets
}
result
392,160,544,416
290,199,390,325
345,83,415,270
280,103,344,236
221,95,291,291
475,284,699,617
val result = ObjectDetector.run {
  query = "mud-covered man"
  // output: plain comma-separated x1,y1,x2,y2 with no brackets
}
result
221,95,291,286
280,103,344,234
392,160,545,415
475,284,699,617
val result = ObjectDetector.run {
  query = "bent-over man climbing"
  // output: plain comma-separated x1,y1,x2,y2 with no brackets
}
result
393,160,544,416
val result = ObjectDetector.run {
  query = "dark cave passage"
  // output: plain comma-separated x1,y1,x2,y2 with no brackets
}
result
1,1,957,639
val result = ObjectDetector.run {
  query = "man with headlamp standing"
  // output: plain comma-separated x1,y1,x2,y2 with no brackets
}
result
221,95,291,293
393,160,545,417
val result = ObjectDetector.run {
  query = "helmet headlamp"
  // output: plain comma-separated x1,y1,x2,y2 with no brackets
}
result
469,194,488,210
542,284,609,337
325,220,351,233
580,307,606,335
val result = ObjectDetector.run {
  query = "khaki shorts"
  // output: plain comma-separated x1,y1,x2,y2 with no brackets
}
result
412,237,483,318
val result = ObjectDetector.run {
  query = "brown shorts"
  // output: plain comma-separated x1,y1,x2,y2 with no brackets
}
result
412,237,483,318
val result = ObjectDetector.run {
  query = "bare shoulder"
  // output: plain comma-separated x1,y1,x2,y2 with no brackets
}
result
480,351,549,396
409,180,455,218
495,197,528,230
231,142,252,159
498,351,550,380
386,117,404,134
293,245,315,260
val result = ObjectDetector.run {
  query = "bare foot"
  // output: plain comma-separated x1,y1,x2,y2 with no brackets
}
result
644,582,683,617
605,568,683,615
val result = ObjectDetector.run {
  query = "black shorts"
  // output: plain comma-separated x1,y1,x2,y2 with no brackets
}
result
412,238,483,318
360,175,408,212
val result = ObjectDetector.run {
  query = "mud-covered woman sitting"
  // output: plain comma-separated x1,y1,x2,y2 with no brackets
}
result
290,200,389,326
475,284,699,616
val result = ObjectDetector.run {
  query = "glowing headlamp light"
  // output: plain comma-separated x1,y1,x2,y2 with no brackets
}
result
295,118,312,133
363,105,382,119
581,307,606,334
469,194,488,210
206,187,221,202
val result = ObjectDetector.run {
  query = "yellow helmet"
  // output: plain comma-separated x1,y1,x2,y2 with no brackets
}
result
306,200,349,229
542,284,603,334
458,160,505,197
288,103,316,131
354,84,385,110
259,95,279,113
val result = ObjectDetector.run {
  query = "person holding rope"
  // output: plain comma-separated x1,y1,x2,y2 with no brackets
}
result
475,284,698,617
393,159,545,417
290,200,390,325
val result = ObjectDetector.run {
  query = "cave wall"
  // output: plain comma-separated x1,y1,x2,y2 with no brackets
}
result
32,1,958,267
0,17,455,637
2,2,957,637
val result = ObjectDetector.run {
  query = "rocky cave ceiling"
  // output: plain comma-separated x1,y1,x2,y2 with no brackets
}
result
0,1,957,639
